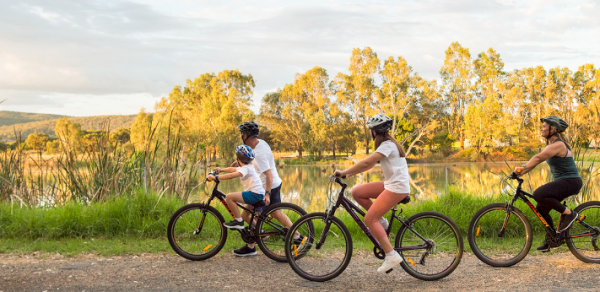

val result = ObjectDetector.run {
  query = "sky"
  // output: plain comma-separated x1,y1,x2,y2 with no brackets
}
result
0,0,598,116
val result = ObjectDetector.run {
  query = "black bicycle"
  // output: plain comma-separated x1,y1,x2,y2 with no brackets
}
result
284,176,463,282
167,171,307,262
468,172,600,267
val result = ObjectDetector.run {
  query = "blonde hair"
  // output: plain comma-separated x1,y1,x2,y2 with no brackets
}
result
546,124,572,151
374,132,406,157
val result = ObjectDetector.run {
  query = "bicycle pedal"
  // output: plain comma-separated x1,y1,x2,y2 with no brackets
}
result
385,268,393,274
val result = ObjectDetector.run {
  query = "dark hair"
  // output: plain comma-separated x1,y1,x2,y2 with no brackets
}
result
374,131,406,157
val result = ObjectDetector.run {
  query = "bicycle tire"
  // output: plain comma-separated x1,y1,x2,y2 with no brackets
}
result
567,201,600,263
285,212,353,282
167,203,227,261
468,203,532,267
255,203,308,262
395,211,463,281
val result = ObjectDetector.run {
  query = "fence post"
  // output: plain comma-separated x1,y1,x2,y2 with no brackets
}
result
445,167,448,195
144,167,148,194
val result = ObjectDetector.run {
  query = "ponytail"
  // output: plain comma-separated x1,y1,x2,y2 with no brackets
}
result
374,132,406,157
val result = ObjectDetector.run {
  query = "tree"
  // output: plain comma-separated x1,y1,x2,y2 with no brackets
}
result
110,128,131,144
54,117,82,152
261,67,331,158
440,42,475,149
474,48,505,101
379,55,417,137
130,109,154,150
25,133,49,151
464,95,504,154
333,47,380,154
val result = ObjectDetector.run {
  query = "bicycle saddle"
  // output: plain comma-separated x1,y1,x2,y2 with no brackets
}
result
398,195,411,205
253,201,266,208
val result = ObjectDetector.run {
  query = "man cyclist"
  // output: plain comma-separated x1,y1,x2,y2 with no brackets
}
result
514,115,582,252
232,121,300,256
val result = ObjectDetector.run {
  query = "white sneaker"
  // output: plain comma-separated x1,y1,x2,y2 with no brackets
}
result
377,252,402,273
378,218,389,230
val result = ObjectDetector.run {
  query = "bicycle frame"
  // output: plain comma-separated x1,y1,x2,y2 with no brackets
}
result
318,178,431,253
503,176,596,243
198,178,284,240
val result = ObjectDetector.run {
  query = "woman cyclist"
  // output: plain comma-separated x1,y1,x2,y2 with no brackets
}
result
334,114,409,272
514,115,582,252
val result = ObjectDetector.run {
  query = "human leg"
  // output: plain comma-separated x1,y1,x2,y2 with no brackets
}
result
351,181,385,211
364,190,408,253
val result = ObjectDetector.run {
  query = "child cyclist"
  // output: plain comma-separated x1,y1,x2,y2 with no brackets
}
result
333,114,410,273
208,145,265,229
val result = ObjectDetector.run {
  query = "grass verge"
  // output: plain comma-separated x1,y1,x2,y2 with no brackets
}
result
0,189,573,256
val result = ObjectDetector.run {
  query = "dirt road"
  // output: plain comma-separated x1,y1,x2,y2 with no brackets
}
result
1,251,600,291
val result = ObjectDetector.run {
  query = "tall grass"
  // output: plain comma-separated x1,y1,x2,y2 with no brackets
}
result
0,117,206,206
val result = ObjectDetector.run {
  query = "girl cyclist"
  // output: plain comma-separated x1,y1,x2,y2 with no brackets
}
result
514,115,582,251
334,114,409,272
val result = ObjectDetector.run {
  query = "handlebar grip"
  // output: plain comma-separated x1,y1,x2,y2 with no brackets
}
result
334,173,346,179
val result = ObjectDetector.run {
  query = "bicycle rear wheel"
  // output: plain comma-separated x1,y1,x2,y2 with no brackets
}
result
256,203,308,262
167,203,227,261
468,203,532,267
567,201,600,263
285,212,352,282
395,211,463,280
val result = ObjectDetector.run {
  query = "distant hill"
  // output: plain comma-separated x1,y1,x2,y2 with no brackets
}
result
0,114,137,141
0,111,65,127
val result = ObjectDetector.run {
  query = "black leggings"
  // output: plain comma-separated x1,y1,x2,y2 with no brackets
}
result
533,177,583,228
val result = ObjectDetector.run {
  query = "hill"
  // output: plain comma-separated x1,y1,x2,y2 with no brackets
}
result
0,114,137,141
0,111,65,127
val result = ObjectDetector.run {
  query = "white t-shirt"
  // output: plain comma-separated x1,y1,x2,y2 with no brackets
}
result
236,164,266,194
375,140,411,194
251,139,283,190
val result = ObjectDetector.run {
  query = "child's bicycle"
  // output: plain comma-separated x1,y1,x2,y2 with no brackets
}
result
167,171,307,262
284,175,464,282
468,172,600,267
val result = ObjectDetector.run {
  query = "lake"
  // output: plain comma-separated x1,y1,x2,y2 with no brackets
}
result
216,162,600,212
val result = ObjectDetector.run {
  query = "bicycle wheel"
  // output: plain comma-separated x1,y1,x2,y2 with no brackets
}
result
468,203,532,267
167,203,227,261
567,201,600,263
395,211,463,280
285,212,352,282
256,203,308,262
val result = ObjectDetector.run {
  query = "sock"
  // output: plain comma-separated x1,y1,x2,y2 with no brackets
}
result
294,234,301,240
385,251,397,258
235,217,243,222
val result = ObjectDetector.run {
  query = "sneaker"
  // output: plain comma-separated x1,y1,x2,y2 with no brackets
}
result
536,241,550,252
557,211,579,233
233,245,257,257
223,220,245,230
377,252,403,273
379,218,389,230
293,234,305,246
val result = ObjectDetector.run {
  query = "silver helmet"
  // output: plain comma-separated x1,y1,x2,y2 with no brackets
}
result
367,114,393,133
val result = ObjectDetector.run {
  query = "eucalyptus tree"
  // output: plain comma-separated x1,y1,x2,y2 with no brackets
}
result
440,42,475,149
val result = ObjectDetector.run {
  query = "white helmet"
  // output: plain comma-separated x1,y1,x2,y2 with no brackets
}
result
367,114,393,133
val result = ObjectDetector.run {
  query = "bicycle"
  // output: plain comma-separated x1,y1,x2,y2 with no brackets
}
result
468,172,600,267
167,171,307,262
284,175,464,282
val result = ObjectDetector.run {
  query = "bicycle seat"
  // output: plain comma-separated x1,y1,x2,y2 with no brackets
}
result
253,201,266,208
398,195,411,205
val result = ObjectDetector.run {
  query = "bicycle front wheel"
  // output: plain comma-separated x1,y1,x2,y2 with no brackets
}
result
468,203,532,267
256,203,308,262
567,201,600,263
285,212,352,282
395,211,463,281
167,203,227,261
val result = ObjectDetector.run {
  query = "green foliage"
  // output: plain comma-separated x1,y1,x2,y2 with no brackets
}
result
25,133,49,151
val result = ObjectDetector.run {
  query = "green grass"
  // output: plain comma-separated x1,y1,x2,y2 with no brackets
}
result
0,189,573,256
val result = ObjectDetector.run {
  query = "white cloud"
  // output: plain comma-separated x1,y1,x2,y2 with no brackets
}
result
0,0,598,116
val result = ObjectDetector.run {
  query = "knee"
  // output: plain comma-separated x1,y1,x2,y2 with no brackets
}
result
532,189,544,202
364,212,378,225
351,189,364,201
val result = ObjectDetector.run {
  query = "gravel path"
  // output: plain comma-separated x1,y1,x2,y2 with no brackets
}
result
1,251,600,291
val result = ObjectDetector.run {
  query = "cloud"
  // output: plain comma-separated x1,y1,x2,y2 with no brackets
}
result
0,0,598,115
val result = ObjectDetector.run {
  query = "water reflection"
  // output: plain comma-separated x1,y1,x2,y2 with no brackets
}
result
215,162,600,213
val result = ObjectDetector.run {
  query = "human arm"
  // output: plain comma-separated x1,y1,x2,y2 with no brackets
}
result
207,171,243,181
263,169,273,206
514,142,564,176
215,167,237,174
334,152,385,178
